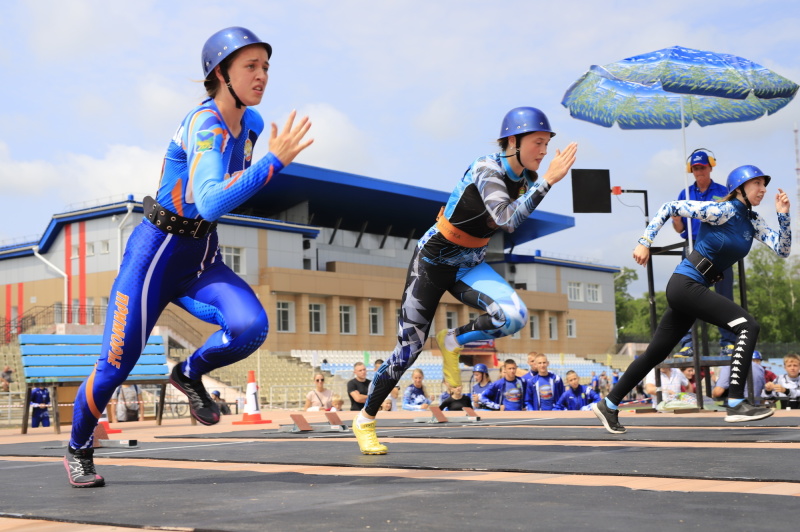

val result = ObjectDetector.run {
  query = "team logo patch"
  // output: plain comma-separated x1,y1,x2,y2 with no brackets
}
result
244,138,253,161
505,387,522,403
195,130,216,153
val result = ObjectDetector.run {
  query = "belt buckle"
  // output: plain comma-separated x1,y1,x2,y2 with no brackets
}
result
695,257,713,276
192,219,212,238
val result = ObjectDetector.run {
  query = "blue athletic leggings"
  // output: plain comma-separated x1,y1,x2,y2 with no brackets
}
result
364,248,526,416
69,220,267,449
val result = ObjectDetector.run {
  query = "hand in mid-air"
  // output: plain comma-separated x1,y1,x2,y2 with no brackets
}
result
633,243,650,266
542,142,578,185
269,110,314,166
776,188,790,213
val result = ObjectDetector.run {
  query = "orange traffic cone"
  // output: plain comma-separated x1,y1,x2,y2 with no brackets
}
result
98,408,122,434
232,370,271,425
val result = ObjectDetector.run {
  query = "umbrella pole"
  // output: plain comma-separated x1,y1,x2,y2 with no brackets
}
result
681,96,694,253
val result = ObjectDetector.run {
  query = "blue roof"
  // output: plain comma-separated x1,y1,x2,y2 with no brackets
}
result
236,162,574,244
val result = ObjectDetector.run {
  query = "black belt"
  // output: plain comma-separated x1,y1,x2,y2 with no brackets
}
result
143,196,217,239
686,249,723,284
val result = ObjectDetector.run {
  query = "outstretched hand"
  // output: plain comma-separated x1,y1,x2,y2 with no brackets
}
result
633,243,650,266
541,142,578,185
269,110,314,166
776,188,790,213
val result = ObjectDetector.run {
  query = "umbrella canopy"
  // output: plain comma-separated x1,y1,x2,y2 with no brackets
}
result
562,46,798,129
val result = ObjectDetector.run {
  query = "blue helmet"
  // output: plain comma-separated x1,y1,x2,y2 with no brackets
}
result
202,27,272,79
499,107,556,139
473,363,488,374
752,350,762,360
726,165,771,193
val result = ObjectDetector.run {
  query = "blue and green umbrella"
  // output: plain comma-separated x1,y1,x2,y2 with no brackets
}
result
561,46,798,129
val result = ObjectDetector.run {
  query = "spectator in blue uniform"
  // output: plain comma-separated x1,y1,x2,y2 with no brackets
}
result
30,384,51,428
480,360,526,411
555,370,600,411
594,166,790,434
672,149,737,358
63,26,313,488
352,107,577,454
402,369,432,411
524,353,564,411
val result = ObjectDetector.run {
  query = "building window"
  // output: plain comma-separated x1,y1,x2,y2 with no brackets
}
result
54,302,63,324
549,316,558,340
339,305,356,334
567,281,583,302
276,301,295,333
567,318,577,338
587,283,601,303
86,243,95,256
222,246,243,274
86,297,94,325
469,312,478,322
71,298,80,324
369,306,383,336
529,314,540,339
100,240,110,254
71,245,79,259
446,311,457,329
309,303,326,333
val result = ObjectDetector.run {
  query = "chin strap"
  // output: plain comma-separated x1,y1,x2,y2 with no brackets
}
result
738,185,757,218
221,67,245,109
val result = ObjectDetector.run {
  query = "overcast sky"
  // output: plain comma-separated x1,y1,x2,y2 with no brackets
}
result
1,0,799,297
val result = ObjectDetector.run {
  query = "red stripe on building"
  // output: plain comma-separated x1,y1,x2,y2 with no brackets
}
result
79,221,86,324
16,283,23,334
64,224,72,323
4,285,10,343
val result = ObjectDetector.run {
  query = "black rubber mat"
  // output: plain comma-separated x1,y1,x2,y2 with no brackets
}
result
3,439,799,483
383,414,800,428
0,458,792,531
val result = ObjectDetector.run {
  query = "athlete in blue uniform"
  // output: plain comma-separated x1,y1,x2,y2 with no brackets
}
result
672,149,737,357
480,360,527,411
352,107,577,454
30,385,51,428
594,165,790,434
555,370,600,411
63,27,313,487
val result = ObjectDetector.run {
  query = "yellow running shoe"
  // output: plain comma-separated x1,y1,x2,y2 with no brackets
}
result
437,328,463,388
352,418,387,455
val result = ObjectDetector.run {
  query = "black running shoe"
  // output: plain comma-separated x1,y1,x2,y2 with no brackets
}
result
169,364,220,425
592,401,627,434
724,401,774,423
64,446,105,488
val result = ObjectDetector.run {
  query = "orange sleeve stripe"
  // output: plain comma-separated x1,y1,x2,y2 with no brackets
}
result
85,366,103,419
170,179,184,216
223,171,243,190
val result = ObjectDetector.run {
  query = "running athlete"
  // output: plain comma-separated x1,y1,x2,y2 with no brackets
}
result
352,107,578,454
63,27,312,487
593,165,791,434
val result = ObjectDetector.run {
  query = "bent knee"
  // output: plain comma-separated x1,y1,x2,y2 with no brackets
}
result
229,309,269,344
495,299,527,336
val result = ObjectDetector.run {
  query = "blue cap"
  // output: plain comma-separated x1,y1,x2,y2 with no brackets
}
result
212,390,221,397
473,363,488,373
690,151,711,167
752,351,762,360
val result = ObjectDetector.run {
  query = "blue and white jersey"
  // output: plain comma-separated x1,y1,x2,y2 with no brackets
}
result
524,372,565,411
676,181,729,240
480,377,526,411
30,387,51,408
555,385,600,411
156,98,283,222
402,385,432,411
639,199,791,286
417,153,551,268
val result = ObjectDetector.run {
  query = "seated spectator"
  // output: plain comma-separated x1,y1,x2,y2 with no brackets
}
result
386,385,400,412
712,352,766,404
373,359,384,372
680,367,696,394
471,363,492,410
30,383,51,428
347,362,370,411
524,353,564,411
330,394,345,412
1,366,13,392
756,351,778,384
402,369,432,411
380,397,393,411
598,371,610,396
440,385,472,411
211,390,231,415
645,367,688,407
480,359,526,411
764,353,800,409
109,384,143,422
555,370,600,411
304,372,333,411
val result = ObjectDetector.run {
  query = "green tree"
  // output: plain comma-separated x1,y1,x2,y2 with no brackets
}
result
742,246,800,343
